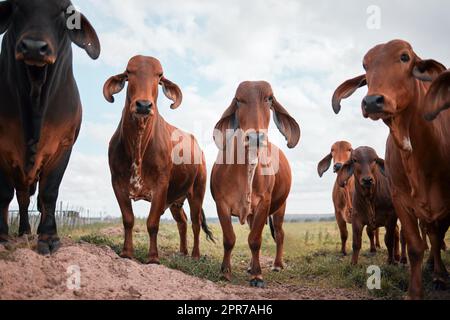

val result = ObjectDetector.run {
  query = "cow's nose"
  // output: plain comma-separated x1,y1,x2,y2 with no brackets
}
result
18,39,51,58
136,100,153,115
246,132,266,148
333,163,343,173
361,177,374,187
363,95,385,114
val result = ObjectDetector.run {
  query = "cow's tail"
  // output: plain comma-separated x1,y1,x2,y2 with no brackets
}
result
201,209,216,243
269,216,276,240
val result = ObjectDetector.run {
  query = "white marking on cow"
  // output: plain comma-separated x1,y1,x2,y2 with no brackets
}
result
403,137,413,152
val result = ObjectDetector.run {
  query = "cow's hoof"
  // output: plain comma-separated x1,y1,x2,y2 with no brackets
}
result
0,234,8,243
400,257,408,265
18,225,31,237
221,273,232,282
271,266,283,272
249,278,265,288
191,254,201,261
146,258,160,265
120,251,133,259
37,238,60,255
432,279,447,291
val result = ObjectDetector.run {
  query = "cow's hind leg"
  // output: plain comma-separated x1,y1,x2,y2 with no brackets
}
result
0,170,14,242
113,183,134,259
16,190,31,236
400,227,408,265
271,203,286,272
170,204,188,256
375,228,381,249
385,218,398,265
37,148,73,255
428,222,449,290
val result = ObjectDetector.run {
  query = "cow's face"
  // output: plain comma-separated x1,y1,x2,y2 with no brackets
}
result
214,81,300,152
318,141,353,177
0,0,100,69
332,39,446,151
103,56,183,120
337,147,385,197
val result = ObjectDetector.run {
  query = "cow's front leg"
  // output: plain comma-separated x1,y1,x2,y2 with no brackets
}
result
351,219,364,265
37,148,73,255
0,170,14,242
248,200,270,288
146,188,168,264
16,190,31,236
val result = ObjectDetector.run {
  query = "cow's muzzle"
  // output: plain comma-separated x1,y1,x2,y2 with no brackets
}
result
333,163,343,173
135,100,154,117
16,38,55,67
362,95,385,114
245,131,267,149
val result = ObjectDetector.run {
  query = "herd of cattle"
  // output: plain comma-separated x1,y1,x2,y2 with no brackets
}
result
0,0,449,300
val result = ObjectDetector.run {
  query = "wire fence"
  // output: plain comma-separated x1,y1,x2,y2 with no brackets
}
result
8,201,115,234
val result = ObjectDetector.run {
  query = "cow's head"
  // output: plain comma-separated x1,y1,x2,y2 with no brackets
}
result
424,70,450,121
214,81,300,152
318,141,353,177
332,40,446,152
0,0,100,67
337,147,385,198
103,55,182,120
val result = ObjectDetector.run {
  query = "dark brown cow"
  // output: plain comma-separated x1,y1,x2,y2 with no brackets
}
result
0,0,100,254
104,56,214,264
337,147,400,265
211,81,300,287
332,39,449,299
318,141,382,255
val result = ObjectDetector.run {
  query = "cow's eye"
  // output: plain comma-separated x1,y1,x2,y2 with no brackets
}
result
400,54,410,63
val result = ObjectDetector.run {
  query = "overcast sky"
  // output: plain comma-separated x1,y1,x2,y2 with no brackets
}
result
6,0,450,218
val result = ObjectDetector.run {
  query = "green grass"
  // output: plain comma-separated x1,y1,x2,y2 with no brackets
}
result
69,220,449,300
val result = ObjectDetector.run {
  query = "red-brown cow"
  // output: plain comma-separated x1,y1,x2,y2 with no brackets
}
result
211,81,300,287
318,141,382,255
104,56,214,263
336,147,400,265
332,39,449,299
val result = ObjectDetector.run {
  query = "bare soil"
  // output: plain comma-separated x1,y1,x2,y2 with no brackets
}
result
0,237,370,300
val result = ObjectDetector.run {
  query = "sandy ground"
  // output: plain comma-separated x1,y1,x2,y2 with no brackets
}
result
0,238,369,300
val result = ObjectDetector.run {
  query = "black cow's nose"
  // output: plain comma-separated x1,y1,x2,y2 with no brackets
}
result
361,177,374,187
333,163,343,173
136,100,153,115
19,39,50,58
363,95,384,114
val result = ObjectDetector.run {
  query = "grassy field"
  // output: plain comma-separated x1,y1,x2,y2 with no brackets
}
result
64,219,450,300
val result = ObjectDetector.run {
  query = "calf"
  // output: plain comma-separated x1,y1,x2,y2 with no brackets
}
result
337,147,400,265
0,0,100,254
211,81,300,287
104,56,214,263
332,39,449,298
318,141,382,255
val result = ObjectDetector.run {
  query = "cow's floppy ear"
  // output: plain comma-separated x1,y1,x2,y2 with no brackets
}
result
159,76,183,109
413,59,446,82
337,160,354,188
317,153,333,178
103,73,127,103
0,1,12,34
424,71,450,121
332,75,367,114
271,97,301,148
213,98,239,149
376,158,386,177
67,10,101,60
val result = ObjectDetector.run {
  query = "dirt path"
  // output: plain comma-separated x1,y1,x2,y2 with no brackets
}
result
0,240,369,300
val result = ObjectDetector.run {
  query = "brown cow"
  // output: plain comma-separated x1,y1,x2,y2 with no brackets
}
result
332,39,449,299
318,141,383,256
211,81,300,287
337,147,400,265
0,0,100,254
104,56,214,264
